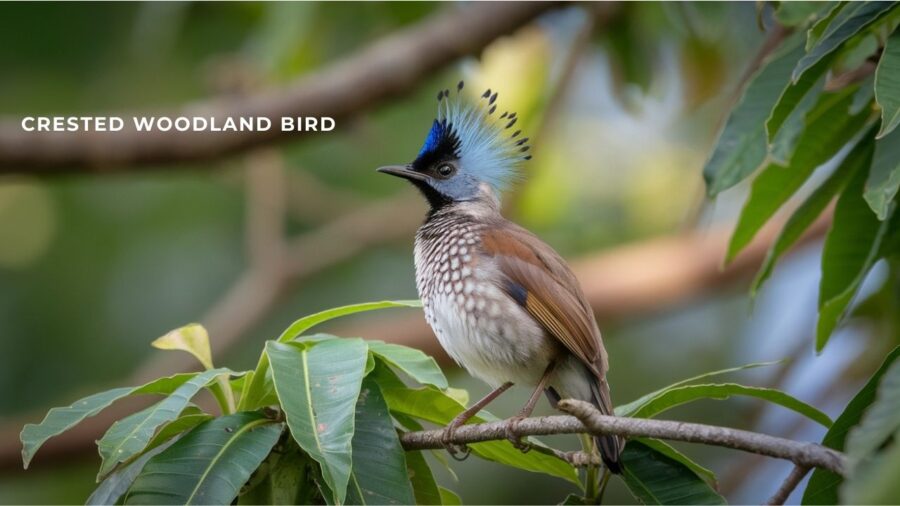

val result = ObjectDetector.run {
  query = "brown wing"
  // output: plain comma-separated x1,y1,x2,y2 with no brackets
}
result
481,221,609,377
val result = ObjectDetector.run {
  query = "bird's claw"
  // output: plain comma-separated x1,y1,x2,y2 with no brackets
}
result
505,416,532,452
441,424,471,461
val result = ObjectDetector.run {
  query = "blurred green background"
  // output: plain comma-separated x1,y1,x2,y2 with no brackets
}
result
0,2,886,504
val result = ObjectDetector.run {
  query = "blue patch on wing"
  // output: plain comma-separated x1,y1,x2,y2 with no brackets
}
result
503,278,528,307
418,119,445,157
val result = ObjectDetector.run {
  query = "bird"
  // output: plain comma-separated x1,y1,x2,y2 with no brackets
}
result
377,81,622,474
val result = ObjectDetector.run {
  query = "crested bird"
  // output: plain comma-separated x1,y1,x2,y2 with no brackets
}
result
377,81,622,474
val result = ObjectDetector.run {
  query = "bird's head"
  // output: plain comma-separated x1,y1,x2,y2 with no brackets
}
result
377,81,531,209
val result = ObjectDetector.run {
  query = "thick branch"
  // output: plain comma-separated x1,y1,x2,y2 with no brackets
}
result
398,399,847,477
0,2,574,174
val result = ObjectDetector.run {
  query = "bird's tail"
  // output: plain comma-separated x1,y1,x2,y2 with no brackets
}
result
589,377,623,474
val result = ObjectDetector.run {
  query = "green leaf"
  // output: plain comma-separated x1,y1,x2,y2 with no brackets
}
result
616,361,780,416
776,2,833,27
807,3,845,51
405,451,442,506
143,407,213,456
151,324,214,370
96,368,230,479
439,487,462,506
266,443,315,505
125,412,282,505
621,440,726,505
768,70,828,165
767,51,830,146
267,339,369,504
842,429,900,504
865,126,900,219
793,1,897,82
703,33,805,196
368,340,448,389
845,360,900,461
753,134,871,294
377,382,579,486
371,362,576,485
277,300,422,343
560,493,589,505
876,22,900,136
817,142,892,350
625,383,831,427
87,438,177,506
240,300,420,411
20,372,204,468
346,378,415,505
726,88,871,263
803,346,900,504
636,438,717,488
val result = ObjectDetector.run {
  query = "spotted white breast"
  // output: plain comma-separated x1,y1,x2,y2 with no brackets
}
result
413,204,553,388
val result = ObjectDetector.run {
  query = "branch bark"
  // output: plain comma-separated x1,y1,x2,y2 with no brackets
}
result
0,2,574,174
398,399,848,477
766,464,811,505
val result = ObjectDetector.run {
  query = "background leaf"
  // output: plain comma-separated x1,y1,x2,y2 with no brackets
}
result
125,412,282,505
616,361,779,416
775,2,832,27
875,26,900,137
766,51,831,145
346,378,415,505
703,33,804,196
620,440,726,505
844,360,900,461
803,345,900,504
267,339,369,504
865,126,900,219
726,88,871,263
624,382,831,427
792,1,897,82
817,142,891,350
753,135,871,294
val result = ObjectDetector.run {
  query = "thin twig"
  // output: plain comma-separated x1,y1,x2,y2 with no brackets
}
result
398,400,848,476
766,464,811,505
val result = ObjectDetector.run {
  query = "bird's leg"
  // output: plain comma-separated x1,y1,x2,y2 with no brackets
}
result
442,381,514,460
506,361,557,452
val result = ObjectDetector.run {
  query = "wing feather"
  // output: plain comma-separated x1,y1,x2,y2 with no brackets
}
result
481,223,608,376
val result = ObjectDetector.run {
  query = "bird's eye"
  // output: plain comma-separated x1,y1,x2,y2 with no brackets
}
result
436,163,455,178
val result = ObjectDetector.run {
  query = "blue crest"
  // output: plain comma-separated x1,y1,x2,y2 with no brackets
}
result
418,120,446,157
413,83,531,197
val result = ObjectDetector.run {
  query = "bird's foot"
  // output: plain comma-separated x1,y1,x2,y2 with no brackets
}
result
504,415,532,453
441,422,471,461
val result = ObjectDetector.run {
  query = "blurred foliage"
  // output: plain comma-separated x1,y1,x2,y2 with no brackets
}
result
702,1,900,501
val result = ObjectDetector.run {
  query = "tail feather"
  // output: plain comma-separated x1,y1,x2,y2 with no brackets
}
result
589,378,623,474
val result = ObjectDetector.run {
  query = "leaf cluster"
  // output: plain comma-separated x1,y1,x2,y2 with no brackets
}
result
20,301,837,505
704,1,900,351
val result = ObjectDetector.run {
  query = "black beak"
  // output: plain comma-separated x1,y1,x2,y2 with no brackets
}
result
376,165,427,182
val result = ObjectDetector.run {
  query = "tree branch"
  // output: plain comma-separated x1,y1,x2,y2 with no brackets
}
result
0,2,574,174
766,464,811,505
398,399,847,477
